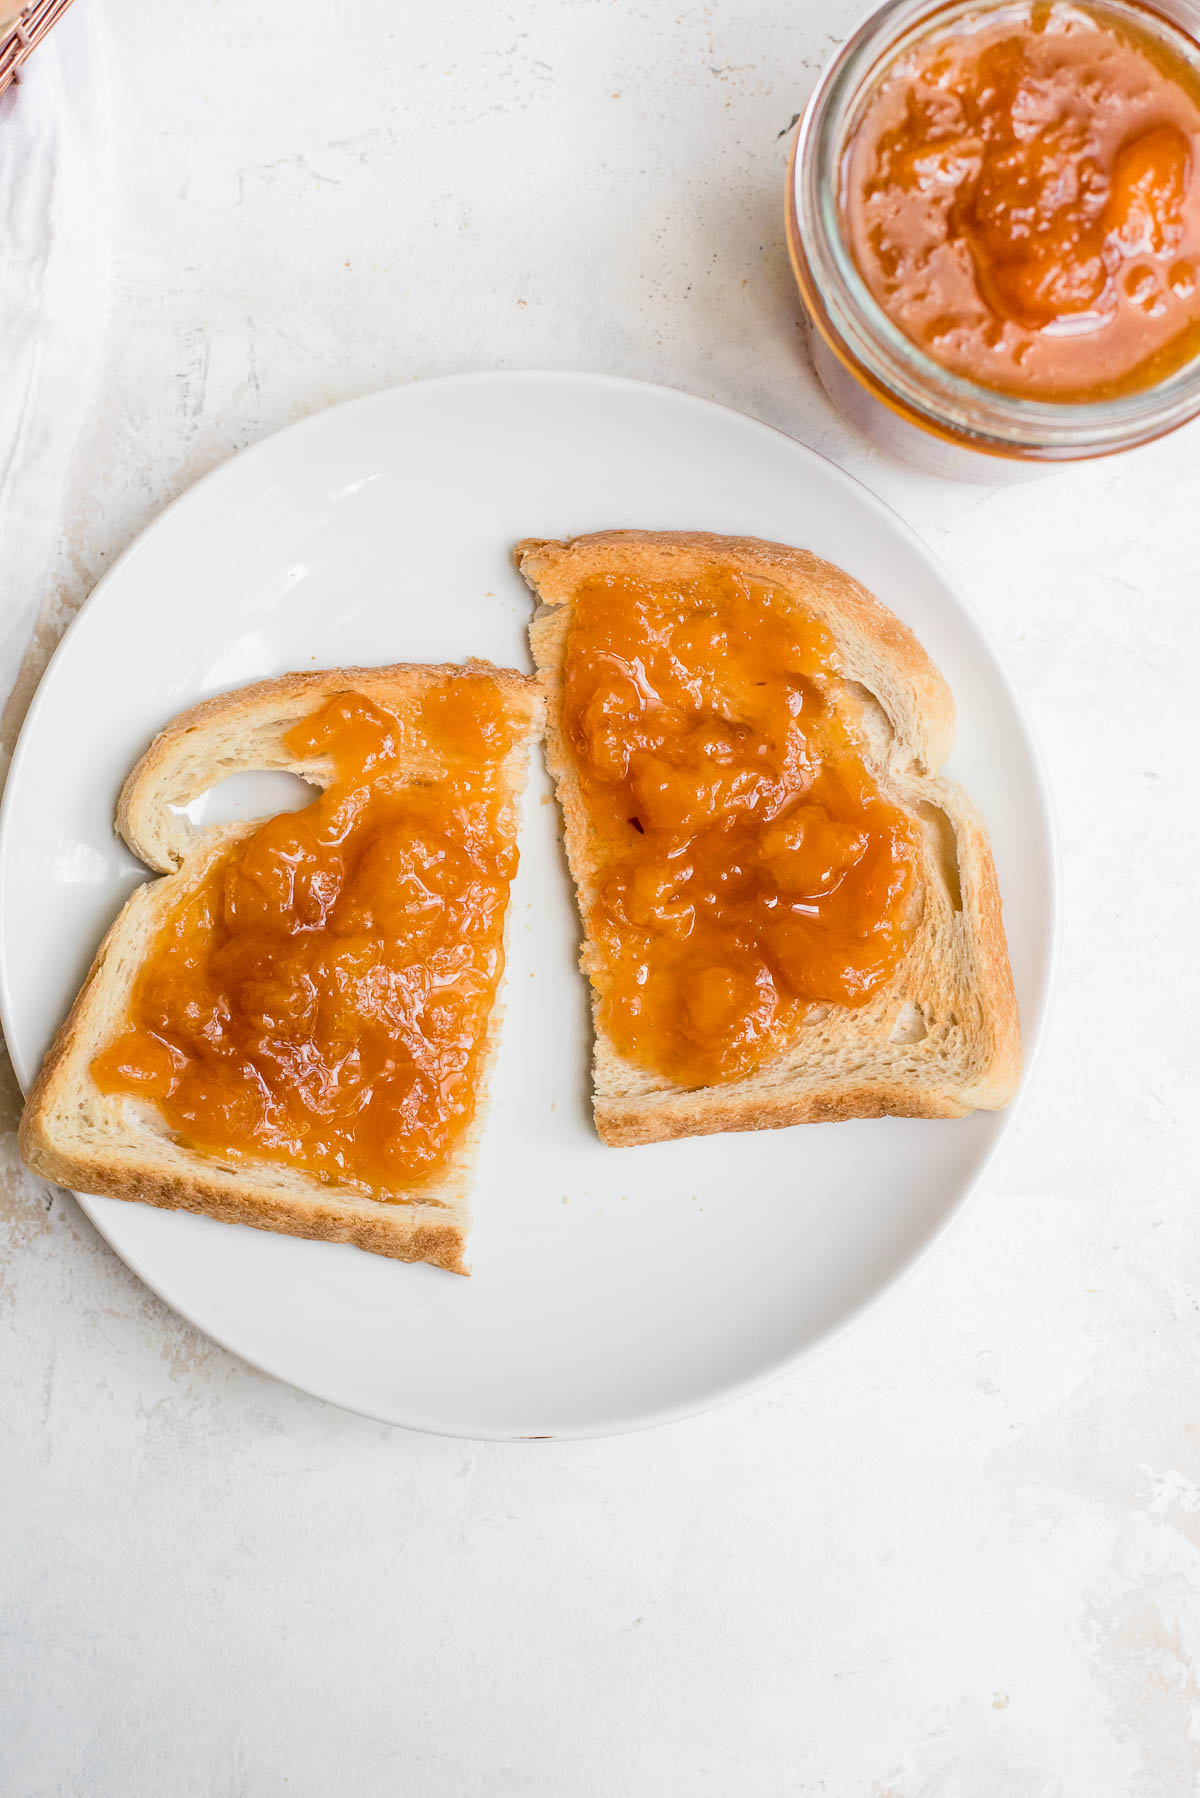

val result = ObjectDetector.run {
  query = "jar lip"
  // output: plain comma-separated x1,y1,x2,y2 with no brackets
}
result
794,0,1200,454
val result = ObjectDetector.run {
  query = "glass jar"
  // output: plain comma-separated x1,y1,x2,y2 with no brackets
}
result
786,0,1200,476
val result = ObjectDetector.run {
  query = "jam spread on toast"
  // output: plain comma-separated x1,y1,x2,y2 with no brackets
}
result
841,2,1200,400
91,681,525,1193
562,568,921,1090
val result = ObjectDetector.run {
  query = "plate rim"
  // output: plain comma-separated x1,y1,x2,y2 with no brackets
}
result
0,367,1059,1439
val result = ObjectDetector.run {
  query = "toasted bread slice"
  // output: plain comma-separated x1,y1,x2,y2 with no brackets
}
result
517,530,1020,1146
19,661,541,1272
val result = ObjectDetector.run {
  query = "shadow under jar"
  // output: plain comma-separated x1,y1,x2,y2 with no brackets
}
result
787,0,1200,475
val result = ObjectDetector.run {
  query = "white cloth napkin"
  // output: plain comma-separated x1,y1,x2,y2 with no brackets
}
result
0,1,111,702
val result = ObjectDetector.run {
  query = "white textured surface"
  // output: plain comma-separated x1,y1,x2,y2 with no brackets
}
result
2,1,1199,1792
0,1,110,683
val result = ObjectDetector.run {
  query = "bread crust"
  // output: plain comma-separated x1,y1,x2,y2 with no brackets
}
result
516,530,1020,1146
19,661,541,1271
118,658,537,873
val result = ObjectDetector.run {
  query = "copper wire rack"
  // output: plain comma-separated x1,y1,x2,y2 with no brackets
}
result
0,0,76,98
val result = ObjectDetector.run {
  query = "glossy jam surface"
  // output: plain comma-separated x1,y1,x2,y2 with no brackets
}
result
841,2,1200,399
91,683,525,1193
563,570,921,1090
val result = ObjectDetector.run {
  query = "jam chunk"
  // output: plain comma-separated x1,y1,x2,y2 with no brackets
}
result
563,570,920,1090
841,2,1200,400
92,681,525,1193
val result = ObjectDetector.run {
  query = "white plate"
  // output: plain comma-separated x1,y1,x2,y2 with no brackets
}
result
0,372,1054,1439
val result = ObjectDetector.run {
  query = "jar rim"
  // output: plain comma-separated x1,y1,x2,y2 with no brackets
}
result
793,0,1200,457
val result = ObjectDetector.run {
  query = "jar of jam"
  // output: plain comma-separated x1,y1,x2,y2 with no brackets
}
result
787,0,1200,472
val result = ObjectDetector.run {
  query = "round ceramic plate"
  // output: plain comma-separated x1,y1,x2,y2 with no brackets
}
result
0,372,1054,1439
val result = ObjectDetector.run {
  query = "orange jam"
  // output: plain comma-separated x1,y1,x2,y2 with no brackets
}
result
91,681,526,1194
841,2,1200,400
563,570,921,1090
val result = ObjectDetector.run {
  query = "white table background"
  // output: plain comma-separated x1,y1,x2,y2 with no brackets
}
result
2,2,1199,1793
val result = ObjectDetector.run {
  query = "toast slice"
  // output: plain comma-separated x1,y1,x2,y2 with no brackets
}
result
517,530,1020,1146
19,661,541,1272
